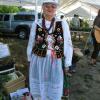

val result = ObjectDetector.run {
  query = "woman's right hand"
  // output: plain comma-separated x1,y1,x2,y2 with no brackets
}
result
64,67,72,77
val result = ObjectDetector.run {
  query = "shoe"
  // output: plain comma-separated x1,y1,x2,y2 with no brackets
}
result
62,96,69,100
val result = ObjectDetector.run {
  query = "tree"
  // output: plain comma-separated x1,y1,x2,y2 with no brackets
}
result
0,6,26,13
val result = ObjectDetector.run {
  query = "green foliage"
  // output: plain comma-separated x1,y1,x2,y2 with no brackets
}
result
0,74,11,86
0,74,11,98
0,6,26,13
69,20,74,28
69,18,91,32
70,19,89,29
82,20,89,28
0,6,19,13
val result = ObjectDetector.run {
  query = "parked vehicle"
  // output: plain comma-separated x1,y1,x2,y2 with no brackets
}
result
0,12,40,39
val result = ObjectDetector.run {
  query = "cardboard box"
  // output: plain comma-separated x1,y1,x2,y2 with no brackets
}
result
3,71,26,94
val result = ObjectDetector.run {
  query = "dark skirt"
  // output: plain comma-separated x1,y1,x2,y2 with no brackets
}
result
62,58,70,97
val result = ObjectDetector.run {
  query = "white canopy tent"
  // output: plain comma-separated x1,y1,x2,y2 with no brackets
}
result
57,0,99,18
0,0,35,6
0,0,100,8
65,7,92,17
0,0,100,18
62,3,98,18
58,0,100,10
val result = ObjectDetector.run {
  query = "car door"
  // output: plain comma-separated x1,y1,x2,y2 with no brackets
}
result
0,14,4,32
2,15,11,32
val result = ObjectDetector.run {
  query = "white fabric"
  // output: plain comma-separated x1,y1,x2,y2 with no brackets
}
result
46,34,55,56
62,19,73,67
34,96,50,100
29,54,63,100
27,18,73,100
34,97,41,100
43,0,59,5
46,35,54,50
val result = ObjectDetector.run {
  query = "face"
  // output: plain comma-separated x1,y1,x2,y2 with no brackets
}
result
42,3,57,17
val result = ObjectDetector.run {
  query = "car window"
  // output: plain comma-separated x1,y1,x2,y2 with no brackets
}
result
0,15,3,21
4,15,10,21
14,15,35,21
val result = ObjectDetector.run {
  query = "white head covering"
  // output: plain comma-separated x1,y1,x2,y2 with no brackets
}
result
42,0,59,5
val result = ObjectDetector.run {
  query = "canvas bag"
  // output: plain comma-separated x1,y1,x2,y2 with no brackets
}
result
94,25,100,43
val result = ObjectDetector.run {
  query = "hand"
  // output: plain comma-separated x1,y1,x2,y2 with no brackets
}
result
64,67,72,77
64,67,69,75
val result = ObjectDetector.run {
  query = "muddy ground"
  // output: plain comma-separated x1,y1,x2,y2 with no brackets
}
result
0,34,100,100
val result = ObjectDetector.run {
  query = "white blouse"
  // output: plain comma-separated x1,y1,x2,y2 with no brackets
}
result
27,18,73,67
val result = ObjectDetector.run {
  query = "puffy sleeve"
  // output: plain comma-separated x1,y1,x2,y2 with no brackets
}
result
27,22,36,62
62,19,73,68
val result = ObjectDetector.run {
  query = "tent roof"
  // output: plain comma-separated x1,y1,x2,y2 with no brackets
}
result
0,0,100,7
0,0,99,18
0,0,35,6
59,2,98,18
65,7,91,17
57,0,99,18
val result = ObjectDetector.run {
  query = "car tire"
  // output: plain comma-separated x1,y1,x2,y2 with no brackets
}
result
18,29,27,39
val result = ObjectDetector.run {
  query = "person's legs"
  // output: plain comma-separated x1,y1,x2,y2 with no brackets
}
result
90,33,100,64
91,42,100,64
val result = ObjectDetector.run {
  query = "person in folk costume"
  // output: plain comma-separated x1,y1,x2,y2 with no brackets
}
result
27,0,73,100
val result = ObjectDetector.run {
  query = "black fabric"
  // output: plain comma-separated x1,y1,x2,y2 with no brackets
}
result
0,62,14,71
91,38,100,59
32,21,64,58
91,29,100,59
93,16,100,27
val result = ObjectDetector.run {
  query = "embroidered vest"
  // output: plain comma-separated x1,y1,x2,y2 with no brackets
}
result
32,21,64,58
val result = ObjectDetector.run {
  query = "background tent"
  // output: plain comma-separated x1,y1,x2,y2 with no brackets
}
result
0,0,35,6
0,0,100,9
0,0,99,18
58,1,99,19
63,3,98,19
65,7,92,17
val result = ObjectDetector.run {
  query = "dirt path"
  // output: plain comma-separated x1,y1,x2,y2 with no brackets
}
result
69,56,100,100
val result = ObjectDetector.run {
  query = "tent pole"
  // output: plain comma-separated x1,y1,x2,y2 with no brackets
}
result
35,0,38,23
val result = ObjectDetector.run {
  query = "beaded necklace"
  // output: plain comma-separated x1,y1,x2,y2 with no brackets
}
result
42,16,55,33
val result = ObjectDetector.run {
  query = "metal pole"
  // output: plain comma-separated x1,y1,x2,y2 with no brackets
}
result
35,0,38,23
